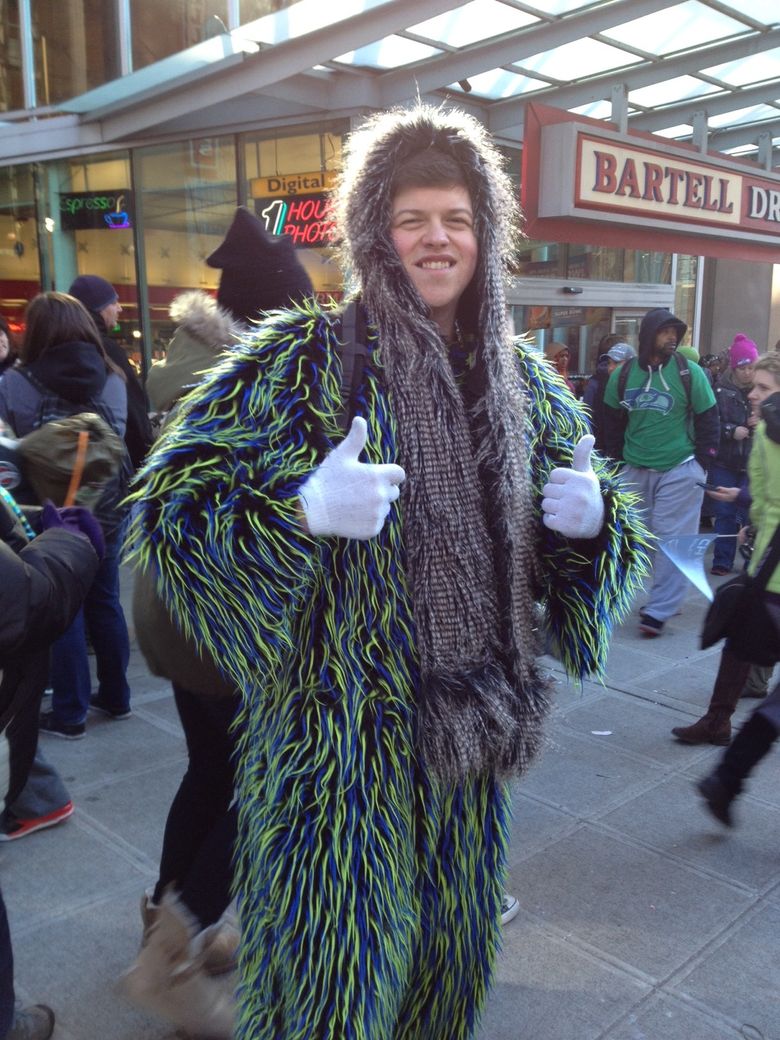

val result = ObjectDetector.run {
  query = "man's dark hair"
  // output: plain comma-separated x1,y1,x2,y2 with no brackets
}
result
391,147,469,196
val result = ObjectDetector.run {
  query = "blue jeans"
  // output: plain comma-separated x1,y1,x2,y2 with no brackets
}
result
709,463,746,571
49,538,130,726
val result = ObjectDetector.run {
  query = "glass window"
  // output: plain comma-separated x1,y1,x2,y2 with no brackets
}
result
30,0,119,105
37,151,139,365
567,244,624,282
674,254,699,344
244,124,345,301
514,241,564,278
0,164,39,326
0,0,24,111
132,0,228,70
514,240,671,285
239,0,301,26
136,134,237,354
624,250,672,284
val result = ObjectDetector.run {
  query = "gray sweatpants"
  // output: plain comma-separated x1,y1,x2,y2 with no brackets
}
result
622,457,706,622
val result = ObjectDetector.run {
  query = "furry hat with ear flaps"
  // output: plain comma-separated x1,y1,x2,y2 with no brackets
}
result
333,106,548,782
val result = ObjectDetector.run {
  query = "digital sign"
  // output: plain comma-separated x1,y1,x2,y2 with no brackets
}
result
254,193,336,247
59,190,134,231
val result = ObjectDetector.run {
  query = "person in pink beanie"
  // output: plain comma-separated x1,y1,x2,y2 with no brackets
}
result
729,333,759,370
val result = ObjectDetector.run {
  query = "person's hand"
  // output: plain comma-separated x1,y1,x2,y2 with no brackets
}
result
733,425,750,441
737,524,750,546
40,500,105,559
747,411,759,429
542,434,605,539
298,417,406,539
706,485,739,503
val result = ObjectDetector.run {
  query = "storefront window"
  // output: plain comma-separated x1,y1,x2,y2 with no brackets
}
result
0,164,38,324
131,0,228,70
30,0,119,105
515,239,671,285
37,150,139,364
567,244,624,282
136,134,237,356
239,1,302,24
514,240,564,278
244,124,345,300
625,249,672,284
674,254,699,345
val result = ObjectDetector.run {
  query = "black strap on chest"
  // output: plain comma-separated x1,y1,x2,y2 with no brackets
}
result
335,300,368,435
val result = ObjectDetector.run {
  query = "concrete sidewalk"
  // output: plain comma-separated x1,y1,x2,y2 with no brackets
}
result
2,567,778,1040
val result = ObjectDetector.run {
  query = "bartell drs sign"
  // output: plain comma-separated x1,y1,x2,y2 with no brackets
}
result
523,103,780,262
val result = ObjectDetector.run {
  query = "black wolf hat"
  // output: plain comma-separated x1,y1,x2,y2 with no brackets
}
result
207,207,313,325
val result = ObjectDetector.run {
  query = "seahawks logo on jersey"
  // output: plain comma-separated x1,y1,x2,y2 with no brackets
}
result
622,386,675,414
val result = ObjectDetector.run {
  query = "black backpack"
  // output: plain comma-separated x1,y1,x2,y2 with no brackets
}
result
19,368,132,539
334,301,369,435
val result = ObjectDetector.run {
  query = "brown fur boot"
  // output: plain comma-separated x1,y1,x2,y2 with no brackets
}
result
672,649,750,746
119,893,236,1038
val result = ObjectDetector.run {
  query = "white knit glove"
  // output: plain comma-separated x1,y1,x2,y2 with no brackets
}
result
298,416,406,539
542,434,605,540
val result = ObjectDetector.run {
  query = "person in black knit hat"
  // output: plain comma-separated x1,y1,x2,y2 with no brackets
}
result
68,275,154,471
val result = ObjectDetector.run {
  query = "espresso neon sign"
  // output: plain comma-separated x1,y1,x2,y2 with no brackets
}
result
59,190,133,231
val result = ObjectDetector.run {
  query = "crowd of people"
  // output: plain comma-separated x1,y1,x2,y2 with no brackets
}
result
0,102,777,1040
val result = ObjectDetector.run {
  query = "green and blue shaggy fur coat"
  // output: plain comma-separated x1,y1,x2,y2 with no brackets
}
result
127,301,649,1040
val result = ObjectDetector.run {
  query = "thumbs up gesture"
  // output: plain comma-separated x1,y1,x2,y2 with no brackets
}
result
298,417,406,539
541,434,605,540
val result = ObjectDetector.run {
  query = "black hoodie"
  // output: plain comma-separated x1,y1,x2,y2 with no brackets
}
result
603,308,720,469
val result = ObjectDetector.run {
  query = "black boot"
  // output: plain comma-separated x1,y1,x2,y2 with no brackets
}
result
696,711,778,827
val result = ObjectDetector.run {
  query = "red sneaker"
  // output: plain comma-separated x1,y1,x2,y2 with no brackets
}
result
0,801,74,841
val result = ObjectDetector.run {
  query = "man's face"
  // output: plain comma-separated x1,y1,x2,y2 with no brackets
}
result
732,362,754,389
748,370,780,411
653,324,679,358
390,183,478,338
100,298,122,330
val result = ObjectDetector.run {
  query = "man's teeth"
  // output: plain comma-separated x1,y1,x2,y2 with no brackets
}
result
420,260,452,269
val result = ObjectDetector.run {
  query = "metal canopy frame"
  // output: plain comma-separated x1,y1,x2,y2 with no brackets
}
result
0,0,777,169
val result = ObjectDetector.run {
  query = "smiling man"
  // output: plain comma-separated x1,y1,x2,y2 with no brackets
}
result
603,307,719,637
127,106,648,1039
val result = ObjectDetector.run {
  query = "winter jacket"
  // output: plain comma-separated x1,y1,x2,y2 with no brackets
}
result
146,291,236,414
713,368,752,472
126,300,650,1040
602,307,719,471
748,424,780,595
134,291,238,697
582,362,611,453
92,312,154,471
0,498,97,810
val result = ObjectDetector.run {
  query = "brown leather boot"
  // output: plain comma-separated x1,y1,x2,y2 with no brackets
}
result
672,649,750,746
